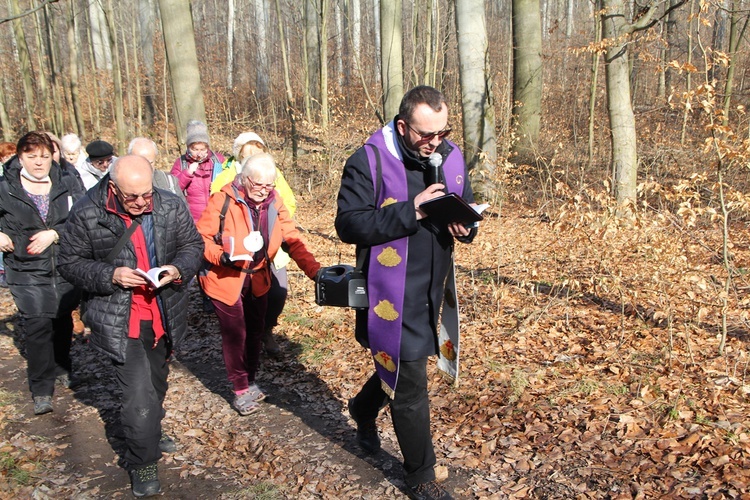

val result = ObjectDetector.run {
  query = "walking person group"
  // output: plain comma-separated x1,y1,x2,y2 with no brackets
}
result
0,85,477,500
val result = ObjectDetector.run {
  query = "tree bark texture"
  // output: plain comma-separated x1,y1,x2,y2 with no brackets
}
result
601,0,638,204
455,0,497,182
158,0,207,146
511,0,543,164
380,0,403,121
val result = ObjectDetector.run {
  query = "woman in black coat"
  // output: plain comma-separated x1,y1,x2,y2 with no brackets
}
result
0,132,84,415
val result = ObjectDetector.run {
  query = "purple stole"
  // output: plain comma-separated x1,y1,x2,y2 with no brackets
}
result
364,121,465,397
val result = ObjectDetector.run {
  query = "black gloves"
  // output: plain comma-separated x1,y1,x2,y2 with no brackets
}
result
220,252,233,267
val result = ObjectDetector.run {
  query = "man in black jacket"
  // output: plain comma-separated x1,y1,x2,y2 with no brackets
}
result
58,155,203,498
335,86,477,500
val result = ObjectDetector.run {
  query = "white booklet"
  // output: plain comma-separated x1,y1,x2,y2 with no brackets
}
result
223,236,254,261
134,267,169,288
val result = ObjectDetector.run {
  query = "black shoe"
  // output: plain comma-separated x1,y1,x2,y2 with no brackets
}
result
159,433,177,453
405,481,454,500
56,373,80,390
129,463,161,497
262,329,281,357
33,395,53,415
348,398,380,454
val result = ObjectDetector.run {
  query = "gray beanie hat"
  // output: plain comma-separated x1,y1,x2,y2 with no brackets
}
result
186,119,210,147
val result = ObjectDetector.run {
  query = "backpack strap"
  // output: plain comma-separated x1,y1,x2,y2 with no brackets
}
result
104,218,141,264
212,192,232,245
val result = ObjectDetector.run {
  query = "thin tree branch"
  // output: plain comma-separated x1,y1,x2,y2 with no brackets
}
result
0,0,59,25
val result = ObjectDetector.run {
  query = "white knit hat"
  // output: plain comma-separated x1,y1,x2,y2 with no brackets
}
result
186,120,210,147
232,132,265,159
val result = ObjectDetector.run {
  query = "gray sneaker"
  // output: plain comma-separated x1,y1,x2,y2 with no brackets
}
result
158,433,177,453
33,395,53,415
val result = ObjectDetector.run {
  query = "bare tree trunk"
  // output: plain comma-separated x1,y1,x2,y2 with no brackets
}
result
85,5,102,135
566,0,575,37
158,0,207,146
588,3,602,169
139,0,157,127
43,4,64,133
721,0,748,126
0,85,11,140
255,0,270,101
351,0,361,79
227,0,235,89
104,0,126,152
33,9,52,130
380,0,403,120
320,0,330,129
90,0,112,70
121,12,135,135
456,0,496,200
335,0,343,90
132,6,142,134
274,0,298,164
511,0,543,163
374,0,381,83
9,0,37,130
305,0,321,121
680,0,696,145
67,0,85,136
600,0,662,205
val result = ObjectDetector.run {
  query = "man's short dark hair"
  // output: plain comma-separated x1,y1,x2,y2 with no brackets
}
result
398,86,447,122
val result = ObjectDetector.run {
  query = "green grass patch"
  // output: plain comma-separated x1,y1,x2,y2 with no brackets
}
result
0,388,18,407
0,453,33,485
226,481,284,499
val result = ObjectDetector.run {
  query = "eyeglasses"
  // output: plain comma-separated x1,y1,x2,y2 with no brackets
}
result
246,178,275,192
403,122,452,142
92,158,112,168
114,184,154,203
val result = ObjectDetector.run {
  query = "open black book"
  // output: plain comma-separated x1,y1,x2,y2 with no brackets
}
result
419,193,488,226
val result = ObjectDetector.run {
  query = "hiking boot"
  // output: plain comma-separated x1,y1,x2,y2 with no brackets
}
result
159,433,177,453
56,372,80,390
405,480,454,500
33,395,53,415
262,329,281,357
348,398,380,454
129,463,161,497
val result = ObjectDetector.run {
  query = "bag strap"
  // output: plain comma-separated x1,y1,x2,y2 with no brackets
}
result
212,192,232,244
104,218,141,264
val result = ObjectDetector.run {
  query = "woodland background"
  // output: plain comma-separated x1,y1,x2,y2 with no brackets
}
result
0,0,748,498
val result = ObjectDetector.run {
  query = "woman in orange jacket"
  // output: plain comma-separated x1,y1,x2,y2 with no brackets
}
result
196,153,321,416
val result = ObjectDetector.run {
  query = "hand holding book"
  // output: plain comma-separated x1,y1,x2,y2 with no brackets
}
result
418,192,489,226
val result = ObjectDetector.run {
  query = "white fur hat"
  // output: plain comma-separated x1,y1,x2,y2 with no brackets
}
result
232,132,265,159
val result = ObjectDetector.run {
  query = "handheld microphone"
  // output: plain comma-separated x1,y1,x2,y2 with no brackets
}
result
428,153,442,185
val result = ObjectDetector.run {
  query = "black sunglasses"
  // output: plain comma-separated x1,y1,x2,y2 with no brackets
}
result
404,122,452,141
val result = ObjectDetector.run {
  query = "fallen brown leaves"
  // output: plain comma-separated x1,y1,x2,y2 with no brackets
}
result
0,176,748,498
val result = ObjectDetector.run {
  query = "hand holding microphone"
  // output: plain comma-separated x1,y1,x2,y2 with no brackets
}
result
428,152,443,186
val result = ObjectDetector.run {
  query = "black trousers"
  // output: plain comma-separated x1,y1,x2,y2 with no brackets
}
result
264,264,288,331
24,315,73,397
350,357,437,487
112,321,168,469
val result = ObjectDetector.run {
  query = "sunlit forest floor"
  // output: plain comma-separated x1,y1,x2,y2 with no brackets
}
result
0,126,748,497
